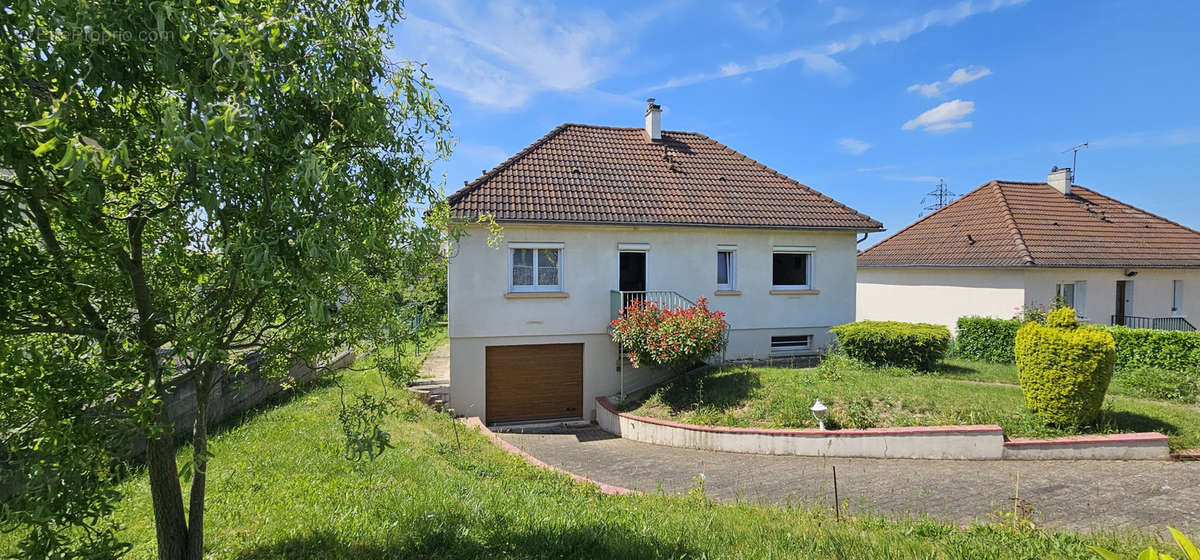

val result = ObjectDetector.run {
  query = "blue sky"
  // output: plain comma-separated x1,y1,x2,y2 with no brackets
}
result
392,0,1200,245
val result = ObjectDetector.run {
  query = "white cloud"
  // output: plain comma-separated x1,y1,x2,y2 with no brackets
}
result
395,0,670,110
728,1,783,32
908,65,992,97
1087,128,1200,149
836,138,872,155
457,142,509,164
885,174,942,183
646,0,1025,92
902,99,975,132
826,6,860,26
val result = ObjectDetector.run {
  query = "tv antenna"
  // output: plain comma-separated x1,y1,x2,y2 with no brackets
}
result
919,178,957,217
1062,141,1088,183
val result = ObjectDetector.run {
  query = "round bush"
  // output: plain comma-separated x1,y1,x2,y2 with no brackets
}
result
1014,307,1116,425
830,321,950,371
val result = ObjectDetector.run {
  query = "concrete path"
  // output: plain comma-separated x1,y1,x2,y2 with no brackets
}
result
419,341,450,381
499,426,1200,534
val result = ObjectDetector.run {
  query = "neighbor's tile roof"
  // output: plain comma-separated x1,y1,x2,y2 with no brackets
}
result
858,180,1200,268
447,124,881,230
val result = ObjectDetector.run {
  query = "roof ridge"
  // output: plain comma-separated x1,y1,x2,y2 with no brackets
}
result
558,122,706,135
858,180,993,257
446,123,572,206
991,181,1035,266
698,134,882,229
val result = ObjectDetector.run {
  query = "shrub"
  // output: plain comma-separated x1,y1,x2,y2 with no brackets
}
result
957,316,1200,373
1014,307,1116,425
610,297,728,372
955,317,1022,363
1105,326,1200,373
829,321,950,371
1115,367,1200,403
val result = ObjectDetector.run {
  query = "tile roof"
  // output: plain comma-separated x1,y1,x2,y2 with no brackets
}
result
447,124,881,230
858,180,1200,268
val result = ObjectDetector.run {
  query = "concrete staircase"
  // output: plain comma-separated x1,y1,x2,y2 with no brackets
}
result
407,378,450,412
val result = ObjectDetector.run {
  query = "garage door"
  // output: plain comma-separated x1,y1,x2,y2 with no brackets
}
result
485,343,583,423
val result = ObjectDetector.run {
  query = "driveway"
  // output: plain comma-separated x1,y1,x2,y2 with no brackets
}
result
499,425,1200,534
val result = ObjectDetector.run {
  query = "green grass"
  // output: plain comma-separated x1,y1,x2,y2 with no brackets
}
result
937,359,1195,403
0,360,1170,558
621,357,1200,452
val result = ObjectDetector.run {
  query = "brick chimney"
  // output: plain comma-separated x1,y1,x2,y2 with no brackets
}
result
644,98,662,141
1048,166,1071,195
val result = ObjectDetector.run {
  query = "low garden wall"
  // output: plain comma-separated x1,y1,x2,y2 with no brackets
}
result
128,349,357,456
595,397,1170,461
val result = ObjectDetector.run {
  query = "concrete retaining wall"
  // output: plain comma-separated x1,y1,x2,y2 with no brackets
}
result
596,397,1005,459
596,397,1171,461
129,350,356,456
1002,433,1170,460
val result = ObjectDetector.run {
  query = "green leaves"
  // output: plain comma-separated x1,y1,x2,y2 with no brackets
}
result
33,136,59,156
2,0,451,554
1092,529,1200,560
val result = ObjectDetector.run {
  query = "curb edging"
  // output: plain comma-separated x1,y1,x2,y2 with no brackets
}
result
464,417,640,495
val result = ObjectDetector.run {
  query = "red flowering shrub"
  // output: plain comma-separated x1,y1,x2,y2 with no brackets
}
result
610,297,729,371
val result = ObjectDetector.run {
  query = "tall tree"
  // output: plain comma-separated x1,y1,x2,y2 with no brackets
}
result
0,1,451,558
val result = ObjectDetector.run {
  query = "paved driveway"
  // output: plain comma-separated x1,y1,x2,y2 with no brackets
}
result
499,426,1200,534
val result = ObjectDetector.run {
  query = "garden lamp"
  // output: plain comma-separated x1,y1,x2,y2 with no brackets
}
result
811,399,828,430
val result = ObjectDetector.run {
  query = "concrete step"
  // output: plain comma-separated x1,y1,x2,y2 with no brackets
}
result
488,418,589,433
409,379,450,388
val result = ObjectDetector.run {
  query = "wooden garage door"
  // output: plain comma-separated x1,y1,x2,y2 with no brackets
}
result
485,343,583,423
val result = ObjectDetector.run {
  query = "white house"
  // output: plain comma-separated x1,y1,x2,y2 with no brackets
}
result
445,101,882,424
857,169,1200,332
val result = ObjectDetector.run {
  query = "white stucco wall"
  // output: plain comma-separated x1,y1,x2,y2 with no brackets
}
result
856,268,1026,331
449,223,862,422
857,266,1200,332
1022,268,1200,326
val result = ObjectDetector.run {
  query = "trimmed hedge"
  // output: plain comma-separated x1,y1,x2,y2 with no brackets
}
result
830,321,950,371
955,317,1021,364
956,316,1200,373
1105,326,1200,373
1014,308,1116,425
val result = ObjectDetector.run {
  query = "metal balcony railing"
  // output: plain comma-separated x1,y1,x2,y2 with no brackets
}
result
1111,315,1196,331
609,290,696,323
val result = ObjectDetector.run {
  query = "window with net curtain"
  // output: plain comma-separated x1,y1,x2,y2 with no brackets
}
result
511,248,561,292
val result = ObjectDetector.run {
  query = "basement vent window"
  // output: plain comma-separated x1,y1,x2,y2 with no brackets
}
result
770,335,812,354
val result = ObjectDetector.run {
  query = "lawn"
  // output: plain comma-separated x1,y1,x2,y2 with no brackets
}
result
0,360,1167,559
936,358,1192,402
621,357,1200,452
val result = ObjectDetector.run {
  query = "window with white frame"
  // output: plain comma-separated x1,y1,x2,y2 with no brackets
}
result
509,243,563,292
1056,281,1087,319
772,247,812,290
770,335,811,354
1173,280,1184,314
717,246,736,290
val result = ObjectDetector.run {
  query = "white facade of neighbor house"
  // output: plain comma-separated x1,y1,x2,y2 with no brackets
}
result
450,223,861,422
857,267,1200,331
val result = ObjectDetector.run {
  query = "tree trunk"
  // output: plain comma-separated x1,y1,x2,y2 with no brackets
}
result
146,398,189,560
187,375,211,560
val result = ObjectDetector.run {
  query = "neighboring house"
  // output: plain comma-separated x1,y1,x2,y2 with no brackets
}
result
446,101,881,424
857,168,1200,332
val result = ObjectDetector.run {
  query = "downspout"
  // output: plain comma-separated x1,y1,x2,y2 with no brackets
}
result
856,232,869,244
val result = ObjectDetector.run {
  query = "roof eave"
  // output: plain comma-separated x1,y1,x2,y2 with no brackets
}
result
453,217,884,232
857,263,1200,269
